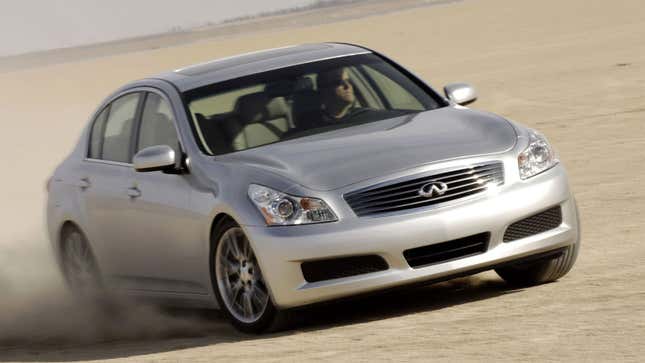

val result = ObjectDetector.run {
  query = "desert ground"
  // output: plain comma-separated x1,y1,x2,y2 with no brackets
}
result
1,0,644,361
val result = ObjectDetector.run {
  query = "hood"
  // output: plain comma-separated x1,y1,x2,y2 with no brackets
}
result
218,107,517,191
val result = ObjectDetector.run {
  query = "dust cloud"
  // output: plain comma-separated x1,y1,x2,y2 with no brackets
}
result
0,236,220,348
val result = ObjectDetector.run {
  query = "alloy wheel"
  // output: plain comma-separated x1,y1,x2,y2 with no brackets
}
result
215,227,270,324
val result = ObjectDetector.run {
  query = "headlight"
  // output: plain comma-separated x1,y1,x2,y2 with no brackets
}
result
518,130,559,179
248,184,338,226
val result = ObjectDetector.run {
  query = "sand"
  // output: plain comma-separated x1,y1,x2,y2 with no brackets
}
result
0,0,644,361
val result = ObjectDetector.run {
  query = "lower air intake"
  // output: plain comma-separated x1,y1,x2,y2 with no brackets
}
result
404,232,490,268
503,206,563,242
301,255,388,283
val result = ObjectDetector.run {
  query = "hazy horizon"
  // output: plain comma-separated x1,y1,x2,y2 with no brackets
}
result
0,0,316,57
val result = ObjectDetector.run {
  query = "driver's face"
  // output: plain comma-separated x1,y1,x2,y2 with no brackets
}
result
332,69,355,104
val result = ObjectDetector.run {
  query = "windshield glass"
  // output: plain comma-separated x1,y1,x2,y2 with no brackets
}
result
183,53,446,155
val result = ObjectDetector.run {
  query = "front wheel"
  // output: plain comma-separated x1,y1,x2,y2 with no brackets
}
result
211,219,290,333
495,238,580,287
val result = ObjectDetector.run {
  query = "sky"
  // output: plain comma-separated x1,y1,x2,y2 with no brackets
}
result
0,0,314,57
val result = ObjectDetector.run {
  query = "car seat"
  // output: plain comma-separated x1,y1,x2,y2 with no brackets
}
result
230,92,291,150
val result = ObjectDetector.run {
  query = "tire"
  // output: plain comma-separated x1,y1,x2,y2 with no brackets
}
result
495,237,580,287
59,224,104,299
210,218,293,333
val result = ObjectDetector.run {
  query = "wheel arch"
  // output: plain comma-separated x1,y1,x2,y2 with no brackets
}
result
54,220,82,259
58,220,85,245
209,213,237,240
56,220,97,266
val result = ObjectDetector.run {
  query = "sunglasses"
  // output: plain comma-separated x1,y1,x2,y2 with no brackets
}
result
323,79,352,88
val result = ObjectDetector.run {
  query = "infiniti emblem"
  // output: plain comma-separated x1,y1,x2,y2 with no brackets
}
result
418,181,449,198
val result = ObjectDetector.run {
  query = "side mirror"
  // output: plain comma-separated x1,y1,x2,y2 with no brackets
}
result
444,82,477,106
133,145,177,172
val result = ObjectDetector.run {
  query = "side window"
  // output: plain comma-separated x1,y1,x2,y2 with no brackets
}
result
362,65,424,111
137,93,179,151
101,93,140,163
88,107,109,159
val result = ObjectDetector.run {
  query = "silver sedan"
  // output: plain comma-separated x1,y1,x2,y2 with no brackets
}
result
47,43,580,333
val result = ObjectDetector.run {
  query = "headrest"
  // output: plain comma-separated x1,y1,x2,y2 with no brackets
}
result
234,92,289,124
265,80,294,97
292,88,320,113
294,77,314,91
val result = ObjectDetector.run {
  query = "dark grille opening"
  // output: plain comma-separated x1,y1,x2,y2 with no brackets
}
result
301,255,388,283
344,162,504,217
503,206,563,242
403,232,490,268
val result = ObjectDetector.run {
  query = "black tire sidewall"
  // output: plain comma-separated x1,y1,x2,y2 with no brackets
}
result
59,224,104,296
496,239,579,287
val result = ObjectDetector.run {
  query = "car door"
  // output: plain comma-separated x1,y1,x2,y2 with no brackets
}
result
79,92,143,283
117,91,207,294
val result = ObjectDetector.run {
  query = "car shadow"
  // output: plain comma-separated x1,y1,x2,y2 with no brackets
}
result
0,274,520,362
293,274,519,330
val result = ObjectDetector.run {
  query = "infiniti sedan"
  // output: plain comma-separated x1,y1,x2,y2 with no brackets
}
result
47,43,580,333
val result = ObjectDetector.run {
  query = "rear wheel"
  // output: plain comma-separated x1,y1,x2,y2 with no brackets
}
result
211,219,290,333
60,224,103,298
495,238,579,286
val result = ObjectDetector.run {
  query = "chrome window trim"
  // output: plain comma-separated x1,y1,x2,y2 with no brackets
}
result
83,157,132,168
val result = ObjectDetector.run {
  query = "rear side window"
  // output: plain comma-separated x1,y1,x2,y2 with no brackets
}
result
88,93,141,163
137,93,179,152
88,107,109,159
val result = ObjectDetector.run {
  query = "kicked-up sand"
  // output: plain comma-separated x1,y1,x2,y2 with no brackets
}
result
0,0,644,361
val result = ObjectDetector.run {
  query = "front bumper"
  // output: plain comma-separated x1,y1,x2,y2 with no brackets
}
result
245,164,580,309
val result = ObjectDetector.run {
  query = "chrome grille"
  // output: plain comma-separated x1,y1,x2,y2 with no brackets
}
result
344,162,505,217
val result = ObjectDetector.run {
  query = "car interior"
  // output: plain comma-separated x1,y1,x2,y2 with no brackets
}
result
191,66,403,155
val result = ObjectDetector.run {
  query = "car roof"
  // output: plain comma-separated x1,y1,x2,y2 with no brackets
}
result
147,43,371,92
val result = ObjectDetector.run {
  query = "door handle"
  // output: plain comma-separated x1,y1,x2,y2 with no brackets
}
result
127,187,141,198
78,178,91,190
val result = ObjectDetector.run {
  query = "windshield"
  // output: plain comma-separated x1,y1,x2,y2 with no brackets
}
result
183,53,446,155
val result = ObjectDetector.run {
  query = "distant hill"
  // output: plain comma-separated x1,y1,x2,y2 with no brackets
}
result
221,0,367,24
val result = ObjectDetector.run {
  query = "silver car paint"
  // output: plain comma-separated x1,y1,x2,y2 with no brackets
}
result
47,43,579,310
132,145,177,171
218,107,517,191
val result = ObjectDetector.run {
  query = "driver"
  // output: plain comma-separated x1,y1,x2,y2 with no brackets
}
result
317,67,361,122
